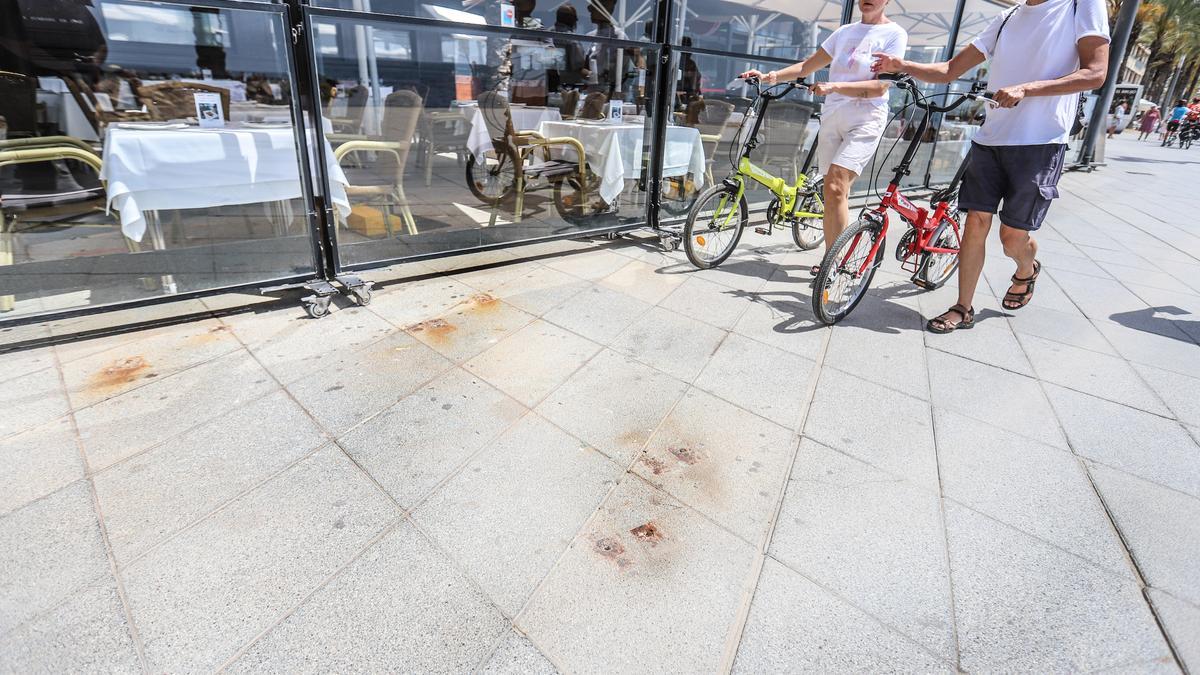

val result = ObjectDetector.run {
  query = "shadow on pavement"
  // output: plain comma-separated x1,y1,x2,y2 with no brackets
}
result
1109,306,1200,345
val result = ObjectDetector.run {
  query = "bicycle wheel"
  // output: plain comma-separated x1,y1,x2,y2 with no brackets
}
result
915,218,961,290
791,181,824,251
812,217,885,325
683,184,748,269
465,147,518,204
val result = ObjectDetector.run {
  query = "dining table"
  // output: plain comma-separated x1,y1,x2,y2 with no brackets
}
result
463,104,564,160
535,120,707,204
100,122,351,245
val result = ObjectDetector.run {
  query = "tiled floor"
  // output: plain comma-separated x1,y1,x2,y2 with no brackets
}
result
2,136,1198,672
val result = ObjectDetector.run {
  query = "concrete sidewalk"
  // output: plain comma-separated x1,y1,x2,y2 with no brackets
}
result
2,134,1198,673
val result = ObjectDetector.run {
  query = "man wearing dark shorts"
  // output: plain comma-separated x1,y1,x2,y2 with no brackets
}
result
872,0,1110,332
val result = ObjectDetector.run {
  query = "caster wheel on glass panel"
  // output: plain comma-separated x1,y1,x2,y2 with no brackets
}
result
304,297,332,319
350,287,372,306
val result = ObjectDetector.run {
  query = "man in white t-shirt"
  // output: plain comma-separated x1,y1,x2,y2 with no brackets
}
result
872,0,1109,334
741,0,906,266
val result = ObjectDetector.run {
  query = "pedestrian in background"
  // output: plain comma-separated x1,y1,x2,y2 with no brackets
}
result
1138,105,1160,140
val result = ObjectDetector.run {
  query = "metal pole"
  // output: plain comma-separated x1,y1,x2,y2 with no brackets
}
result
1161,54,1185,111
840,0,854,26
1078,0,1140,168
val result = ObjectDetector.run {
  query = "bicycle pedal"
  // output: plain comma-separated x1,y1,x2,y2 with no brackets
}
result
911,276,933,290
753,227,770,235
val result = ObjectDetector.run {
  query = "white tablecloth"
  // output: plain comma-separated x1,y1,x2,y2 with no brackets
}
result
100,124,350,242
466,105,563,160
537,121,706,204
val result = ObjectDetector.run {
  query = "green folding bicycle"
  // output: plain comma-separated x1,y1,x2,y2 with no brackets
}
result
682,76,824,269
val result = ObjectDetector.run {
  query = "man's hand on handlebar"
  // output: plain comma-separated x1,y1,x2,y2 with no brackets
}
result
993,84,1025,108
810,82,836,97
871,52,905,75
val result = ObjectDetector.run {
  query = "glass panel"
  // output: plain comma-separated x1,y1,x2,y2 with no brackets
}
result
311,15,676,265
310,0,660,45
0,0,316,319
670,0,844,59
658,52,821,220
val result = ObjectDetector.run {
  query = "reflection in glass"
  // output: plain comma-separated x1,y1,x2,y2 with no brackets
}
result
0,0,317,318
313,16,700,266
671,0,843,58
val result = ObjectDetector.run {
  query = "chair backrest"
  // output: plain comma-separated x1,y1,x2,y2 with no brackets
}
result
559,89,580,119
344,85,369,129
476,90,515,140
137,81,232,122
697,99,734,135
379,89,424,174
760,101,812,174
579,91,607,120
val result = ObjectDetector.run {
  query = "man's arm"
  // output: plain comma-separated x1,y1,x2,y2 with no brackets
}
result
871,46,986,84
811,79,890,98
993,36,1108,107
740,49,833,84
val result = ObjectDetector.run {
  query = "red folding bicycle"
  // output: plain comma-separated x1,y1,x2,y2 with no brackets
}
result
812,75,996,325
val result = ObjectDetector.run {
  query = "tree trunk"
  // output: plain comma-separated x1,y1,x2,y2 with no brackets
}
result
1184,58,1200,101
1121,21,1143,70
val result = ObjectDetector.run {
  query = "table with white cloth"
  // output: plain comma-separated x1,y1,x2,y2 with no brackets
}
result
100,123,351,244
464,105,564,160
535,120,706,205
178,79,249,103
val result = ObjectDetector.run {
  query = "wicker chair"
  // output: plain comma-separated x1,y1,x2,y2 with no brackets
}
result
333,89,423,237
578,91,608,120
558,89,580,119
136,81,231,122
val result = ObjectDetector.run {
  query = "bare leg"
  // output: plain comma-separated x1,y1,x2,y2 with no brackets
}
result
821,164,858,250
955,210,993,310
999,223,1038,307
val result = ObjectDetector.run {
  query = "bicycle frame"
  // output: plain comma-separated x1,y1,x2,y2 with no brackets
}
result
722,81,822,221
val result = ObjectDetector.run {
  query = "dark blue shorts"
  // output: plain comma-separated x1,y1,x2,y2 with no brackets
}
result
958,142,1067,231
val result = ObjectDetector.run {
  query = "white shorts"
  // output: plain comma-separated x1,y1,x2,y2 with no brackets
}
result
817,101,889,177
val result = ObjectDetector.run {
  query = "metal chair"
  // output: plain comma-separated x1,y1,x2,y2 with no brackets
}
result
333,89,423,237
419,106,470,188
471,90,587,222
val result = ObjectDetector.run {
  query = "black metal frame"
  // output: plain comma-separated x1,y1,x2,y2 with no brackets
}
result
1,0,995,332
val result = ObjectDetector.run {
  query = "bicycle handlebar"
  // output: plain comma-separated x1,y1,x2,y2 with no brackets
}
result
876,72,1010,111
740,75,809,100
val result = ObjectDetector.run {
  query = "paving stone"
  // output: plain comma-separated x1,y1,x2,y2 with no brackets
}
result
229,305,396,384
490,265,591,316
73,350,277,472
696,332,818,432
452,259,540,293
934,409,1130,576
405,293,536,363
928,314,1035,376
632,388,796,544
544,247,637,281
465,320,602,407
729,274,829,362
927,350,1067,448
804,369,938,490
1090,465,1200,607
227,521,507,673
733,558,954,673
1006,304,1119,356
365,275,478,328
1095,319,1200,380
542,284,653,345
1148,589,1200,673
518,477,757,674
824,294,930,400
286,331,452,434
0,481,109,635
610,306,727,382
0,582,140,674
659,276,756,331
121,447,398,673
1046,385,1200,498
60,319,242,409
414,414,620,615
0,365,68,440
1131,363,1200,427
93,390,326,564
1019,333,1170,415
0,345,55,384
944,502,1172,672
338,368,526,508
599,259,688,305
479,630,560,674
536,349,688,465
770,439,956,661
0,418,84,517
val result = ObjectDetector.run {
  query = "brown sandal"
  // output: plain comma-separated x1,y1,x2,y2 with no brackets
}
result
1003,260,1041,311
927,304,975,334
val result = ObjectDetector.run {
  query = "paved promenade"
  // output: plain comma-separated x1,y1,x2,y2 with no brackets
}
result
2,134,1198,673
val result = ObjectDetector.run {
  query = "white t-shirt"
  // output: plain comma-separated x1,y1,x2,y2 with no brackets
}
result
819,21,908,113
971,0,1110,146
